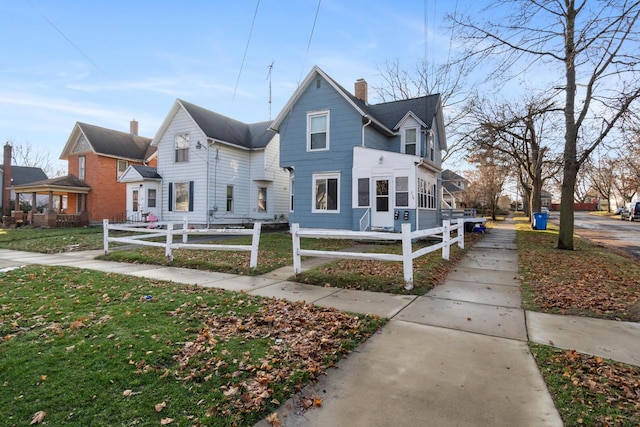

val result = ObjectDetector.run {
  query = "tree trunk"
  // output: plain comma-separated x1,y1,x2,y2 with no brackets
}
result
558,1,578,250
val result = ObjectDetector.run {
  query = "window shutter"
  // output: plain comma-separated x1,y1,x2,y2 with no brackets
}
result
168,182,173,211
188,181,194,211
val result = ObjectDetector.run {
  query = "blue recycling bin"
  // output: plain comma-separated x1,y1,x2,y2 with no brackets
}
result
532,212,548,230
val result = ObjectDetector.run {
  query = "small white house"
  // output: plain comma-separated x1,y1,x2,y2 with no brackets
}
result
128,99,289,227
118,164,162,222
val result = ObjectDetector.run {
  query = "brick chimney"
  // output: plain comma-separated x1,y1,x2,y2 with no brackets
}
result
3,143,12,216
130,119,139,136
354,78,368,104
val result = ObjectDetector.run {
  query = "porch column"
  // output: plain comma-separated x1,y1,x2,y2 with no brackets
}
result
44,191,56,227
14,191,20,211
58,194,63,212
47,191,54,212
29,192,36,222
79,194,89,225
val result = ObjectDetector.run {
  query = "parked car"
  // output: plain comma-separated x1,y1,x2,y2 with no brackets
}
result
614,206,624,215
620,202,640,221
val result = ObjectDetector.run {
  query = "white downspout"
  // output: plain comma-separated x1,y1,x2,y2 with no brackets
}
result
361,117,372,147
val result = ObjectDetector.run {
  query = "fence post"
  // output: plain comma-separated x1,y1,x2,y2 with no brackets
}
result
442,220,450,260
166,223,174,261
291,223,302,274
401,223,414,290
249,222,262,269
182,217,188,244
458,220,465,249
103,219,109,255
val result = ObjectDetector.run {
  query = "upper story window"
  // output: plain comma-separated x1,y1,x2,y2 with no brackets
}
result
428,131,435,161
78,156,86,180
175,133,189,162
402,127,418,156
307,111,329,151
117,159,128,179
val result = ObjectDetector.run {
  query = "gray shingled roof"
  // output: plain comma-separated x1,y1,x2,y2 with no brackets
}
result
323,73,440,132
14,174,90,189
131,164,161,179
7,166,48,185
77,122,155,160
179,99,275,149
441,169,466,182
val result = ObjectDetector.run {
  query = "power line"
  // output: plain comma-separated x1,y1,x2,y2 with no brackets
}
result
230,0,261,114
24,0,103,74
298,0,322,85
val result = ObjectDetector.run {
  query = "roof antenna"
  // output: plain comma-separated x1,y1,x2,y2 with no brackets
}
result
267,60,275,120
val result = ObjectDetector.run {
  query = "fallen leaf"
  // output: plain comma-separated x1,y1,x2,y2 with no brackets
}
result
123,389,133,397
30,411,46,425
155,401,166,412
265,412,282,426
160,418,174,425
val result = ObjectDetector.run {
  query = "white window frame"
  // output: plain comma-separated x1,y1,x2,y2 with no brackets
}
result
258,187,267,212
174,182,189,212
175,133,189,163
289,175,295,212
147,188,156,208
226,185,234,212
357,177,370,208
307,110,330,151
78,155,86,180
395,176,409,207
312,172,340,213
402,127,419,156
117,159,128,179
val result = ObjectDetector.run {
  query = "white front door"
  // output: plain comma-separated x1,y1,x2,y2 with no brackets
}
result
371,177,394,229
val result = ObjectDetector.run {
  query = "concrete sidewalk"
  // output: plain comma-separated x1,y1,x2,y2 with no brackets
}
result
1,218,639,426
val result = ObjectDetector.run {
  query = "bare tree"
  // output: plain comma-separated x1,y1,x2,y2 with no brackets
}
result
582,155,617,211
451,0,640,250
9,140,62,177
371,59,473,164
467,148,512,220
464,94,562,220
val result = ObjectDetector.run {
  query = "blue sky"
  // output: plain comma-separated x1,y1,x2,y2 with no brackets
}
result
0,0,476,173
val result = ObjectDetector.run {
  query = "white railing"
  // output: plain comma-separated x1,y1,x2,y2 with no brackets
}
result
103,218,262,269
290,220,466,290
359,209,370,231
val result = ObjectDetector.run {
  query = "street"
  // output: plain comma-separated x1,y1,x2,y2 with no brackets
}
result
548,211,640,259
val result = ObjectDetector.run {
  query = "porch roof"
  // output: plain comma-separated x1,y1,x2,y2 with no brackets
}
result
11,174,91,195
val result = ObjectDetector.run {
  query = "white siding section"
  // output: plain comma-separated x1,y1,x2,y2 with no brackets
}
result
153,103,289,226
156,108,208,223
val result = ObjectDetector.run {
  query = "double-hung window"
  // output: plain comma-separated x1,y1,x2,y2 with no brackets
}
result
395,177,409,207
78,156,86,180
117,159,128,179
226,185,234,212
307,111,329,151
175,133,189,162
147,189,157,208
258,187,267,212
313,173,339,212
403,127,418,155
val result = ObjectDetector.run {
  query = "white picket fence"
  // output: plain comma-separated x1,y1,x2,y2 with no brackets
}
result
103,219,262,268
291,220,467,290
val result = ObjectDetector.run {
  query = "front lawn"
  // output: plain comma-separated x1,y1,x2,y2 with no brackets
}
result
0,265,385,426
0,226,104,253
515,214,640,321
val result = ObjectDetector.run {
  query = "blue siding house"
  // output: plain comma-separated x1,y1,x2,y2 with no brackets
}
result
270,66,447,231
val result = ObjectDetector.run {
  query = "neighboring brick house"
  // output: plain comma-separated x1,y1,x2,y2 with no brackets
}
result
58,120,156,223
